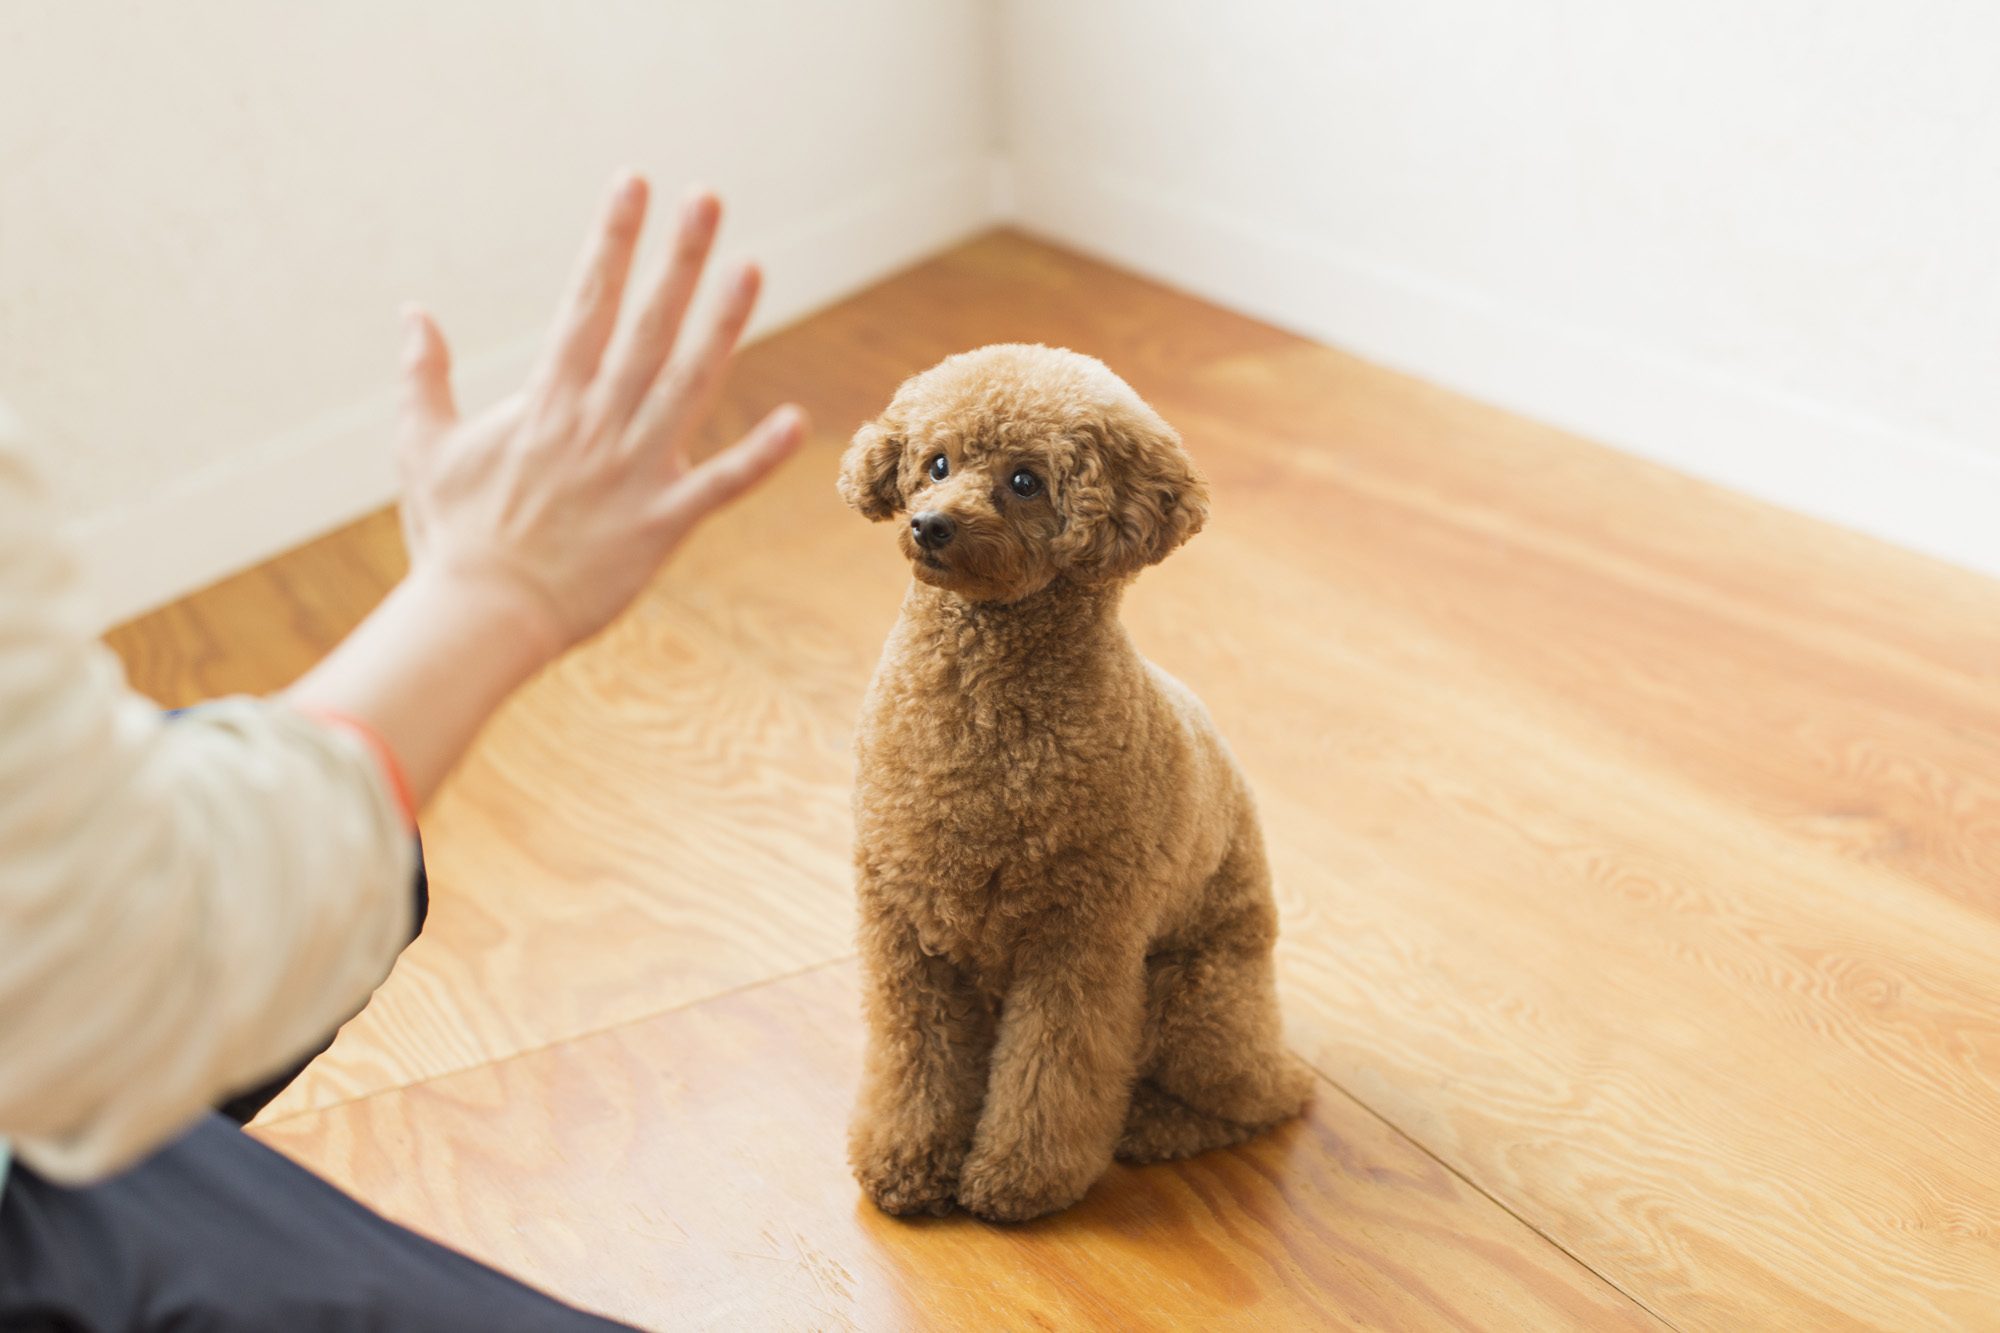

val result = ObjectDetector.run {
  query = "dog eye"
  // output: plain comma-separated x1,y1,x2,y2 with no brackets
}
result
927,454,949,482
1009,468,1043,499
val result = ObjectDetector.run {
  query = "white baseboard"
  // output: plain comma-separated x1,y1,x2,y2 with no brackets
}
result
65,154,1001,630
1012,158,2000,582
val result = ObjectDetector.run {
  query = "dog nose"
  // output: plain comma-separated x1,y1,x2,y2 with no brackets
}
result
910,510,956,550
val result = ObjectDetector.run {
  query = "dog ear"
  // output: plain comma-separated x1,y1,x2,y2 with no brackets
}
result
1058,407,1211,582
836,421,906,521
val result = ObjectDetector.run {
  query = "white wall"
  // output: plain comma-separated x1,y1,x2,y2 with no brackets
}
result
0,0,999,626
999,0,2000,578
13,2,2000,624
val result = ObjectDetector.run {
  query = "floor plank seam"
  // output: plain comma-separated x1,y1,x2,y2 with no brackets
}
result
1297,1053,1688,1333
254,952,862,1130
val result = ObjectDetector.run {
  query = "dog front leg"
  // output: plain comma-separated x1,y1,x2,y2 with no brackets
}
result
956,929,1145,1221
848,910,997,1216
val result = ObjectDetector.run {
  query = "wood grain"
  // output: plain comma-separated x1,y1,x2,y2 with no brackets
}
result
107,230,2000,1328
254,962,1666,1332
1108,342,2000,1329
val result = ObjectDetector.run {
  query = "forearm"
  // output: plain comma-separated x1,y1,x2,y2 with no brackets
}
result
286,562,564,807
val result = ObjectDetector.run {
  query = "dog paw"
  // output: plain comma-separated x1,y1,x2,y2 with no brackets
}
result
954,1147,1096,1222
849,1132,964,1217
1114,1079,1256,1165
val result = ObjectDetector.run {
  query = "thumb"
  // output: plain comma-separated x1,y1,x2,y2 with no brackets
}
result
398,304,459,445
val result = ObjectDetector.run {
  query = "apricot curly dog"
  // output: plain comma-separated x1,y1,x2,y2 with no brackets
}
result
837,344,1312,1223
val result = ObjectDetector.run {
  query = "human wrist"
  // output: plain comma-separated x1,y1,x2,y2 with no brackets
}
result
284,556,571,805
399,555,571,674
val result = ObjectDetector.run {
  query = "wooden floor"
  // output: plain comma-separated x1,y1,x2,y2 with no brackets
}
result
109,232,2000,1331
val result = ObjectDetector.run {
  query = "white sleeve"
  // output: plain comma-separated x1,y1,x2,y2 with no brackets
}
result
0,423,415,1184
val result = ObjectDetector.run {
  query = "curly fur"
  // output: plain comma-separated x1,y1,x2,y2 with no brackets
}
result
840,344,1311,1222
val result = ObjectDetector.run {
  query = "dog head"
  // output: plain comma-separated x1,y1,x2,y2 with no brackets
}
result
837,344,1209,603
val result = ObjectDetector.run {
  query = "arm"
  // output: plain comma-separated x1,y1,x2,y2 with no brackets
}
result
0,176,801,1182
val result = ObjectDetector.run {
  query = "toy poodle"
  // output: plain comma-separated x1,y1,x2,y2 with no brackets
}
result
838,343,1311,1222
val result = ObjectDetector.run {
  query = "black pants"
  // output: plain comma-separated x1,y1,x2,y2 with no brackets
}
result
0,845,638,1332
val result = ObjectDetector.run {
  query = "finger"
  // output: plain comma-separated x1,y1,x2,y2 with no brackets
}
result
398,304,458,445
594,189,721,430
654,404,807,528
628,261,763,467
529,172,649,404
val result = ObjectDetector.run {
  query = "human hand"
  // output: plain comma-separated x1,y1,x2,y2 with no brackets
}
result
394,173,806,654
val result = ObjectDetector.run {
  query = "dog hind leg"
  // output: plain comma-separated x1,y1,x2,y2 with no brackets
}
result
1121,828,1312,1163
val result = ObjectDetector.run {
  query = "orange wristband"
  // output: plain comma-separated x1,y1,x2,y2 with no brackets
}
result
298,706,419,829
